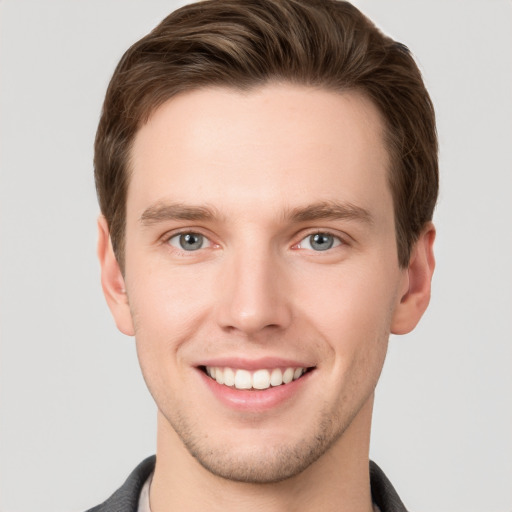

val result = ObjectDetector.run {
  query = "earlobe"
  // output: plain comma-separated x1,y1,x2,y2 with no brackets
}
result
391,223,436,335
97,216,135,336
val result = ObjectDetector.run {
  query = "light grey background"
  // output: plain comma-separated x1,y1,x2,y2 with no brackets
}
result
1,1,510,511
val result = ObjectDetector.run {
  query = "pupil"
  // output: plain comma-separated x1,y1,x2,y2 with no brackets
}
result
311,233,333,251
180,233,203,250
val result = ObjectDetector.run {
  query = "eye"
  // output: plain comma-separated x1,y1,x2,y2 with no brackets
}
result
167,232,211,251
298,232,342,251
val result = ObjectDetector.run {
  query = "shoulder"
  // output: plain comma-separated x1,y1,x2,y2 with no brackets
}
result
85,456,156,512
370,461,409,512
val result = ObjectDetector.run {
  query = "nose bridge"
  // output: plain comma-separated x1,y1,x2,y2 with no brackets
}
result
217,238,291,335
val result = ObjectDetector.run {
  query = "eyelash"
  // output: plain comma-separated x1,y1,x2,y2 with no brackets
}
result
293,230,346,252
162,229,346,254
164,230,215,254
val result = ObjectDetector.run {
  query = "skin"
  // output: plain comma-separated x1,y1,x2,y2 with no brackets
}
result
98,84,435,512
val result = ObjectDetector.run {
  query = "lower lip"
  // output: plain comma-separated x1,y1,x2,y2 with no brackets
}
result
198,369,312,412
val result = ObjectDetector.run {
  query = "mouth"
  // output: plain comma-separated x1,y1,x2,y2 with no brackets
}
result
200,365,314,391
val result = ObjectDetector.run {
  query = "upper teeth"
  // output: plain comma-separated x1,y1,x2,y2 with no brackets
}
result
205,366,306,390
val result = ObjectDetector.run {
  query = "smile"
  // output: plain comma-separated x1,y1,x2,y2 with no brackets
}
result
203,366,309,390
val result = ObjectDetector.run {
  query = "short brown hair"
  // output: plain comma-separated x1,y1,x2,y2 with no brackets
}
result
95,0,438,269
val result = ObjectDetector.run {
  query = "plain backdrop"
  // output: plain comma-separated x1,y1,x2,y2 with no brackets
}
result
1,1,511,511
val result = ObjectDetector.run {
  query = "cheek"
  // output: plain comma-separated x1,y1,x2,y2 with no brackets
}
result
303,259,398,321
127,259,211,333
128,275,199,405
296,260,399,365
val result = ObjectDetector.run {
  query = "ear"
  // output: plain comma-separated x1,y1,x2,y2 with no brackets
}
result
97,216,135,336
391,223,436,335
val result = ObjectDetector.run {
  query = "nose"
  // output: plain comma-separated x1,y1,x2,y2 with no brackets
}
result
216,246,292,336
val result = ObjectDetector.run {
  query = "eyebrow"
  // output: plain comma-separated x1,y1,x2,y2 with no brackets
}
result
285,201,374,225
139,200,373,226
140,202,220,225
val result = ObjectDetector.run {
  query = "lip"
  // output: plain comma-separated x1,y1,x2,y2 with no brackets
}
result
195,358,315,412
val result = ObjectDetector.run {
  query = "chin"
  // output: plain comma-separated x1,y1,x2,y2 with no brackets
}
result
189,442,332,484
167,406,349,484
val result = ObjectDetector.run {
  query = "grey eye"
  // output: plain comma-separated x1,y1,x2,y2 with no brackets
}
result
168,232,208,251
310,233,333,251
300,233,341,251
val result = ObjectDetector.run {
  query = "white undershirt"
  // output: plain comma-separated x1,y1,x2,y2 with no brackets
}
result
137,472,152,512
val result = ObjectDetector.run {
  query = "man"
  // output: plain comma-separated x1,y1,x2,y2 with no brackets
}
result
89,0,437,510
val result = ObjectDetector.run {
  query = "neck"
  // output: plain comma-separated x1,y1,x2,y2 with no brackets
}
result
150,396,375,512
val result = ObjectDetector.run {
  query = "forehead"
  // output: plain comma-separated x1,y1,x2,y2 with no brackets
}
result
127,84,391,221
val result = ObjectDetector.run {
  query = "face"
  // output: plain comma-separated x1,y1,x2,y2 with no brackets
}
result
102,84,422,483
